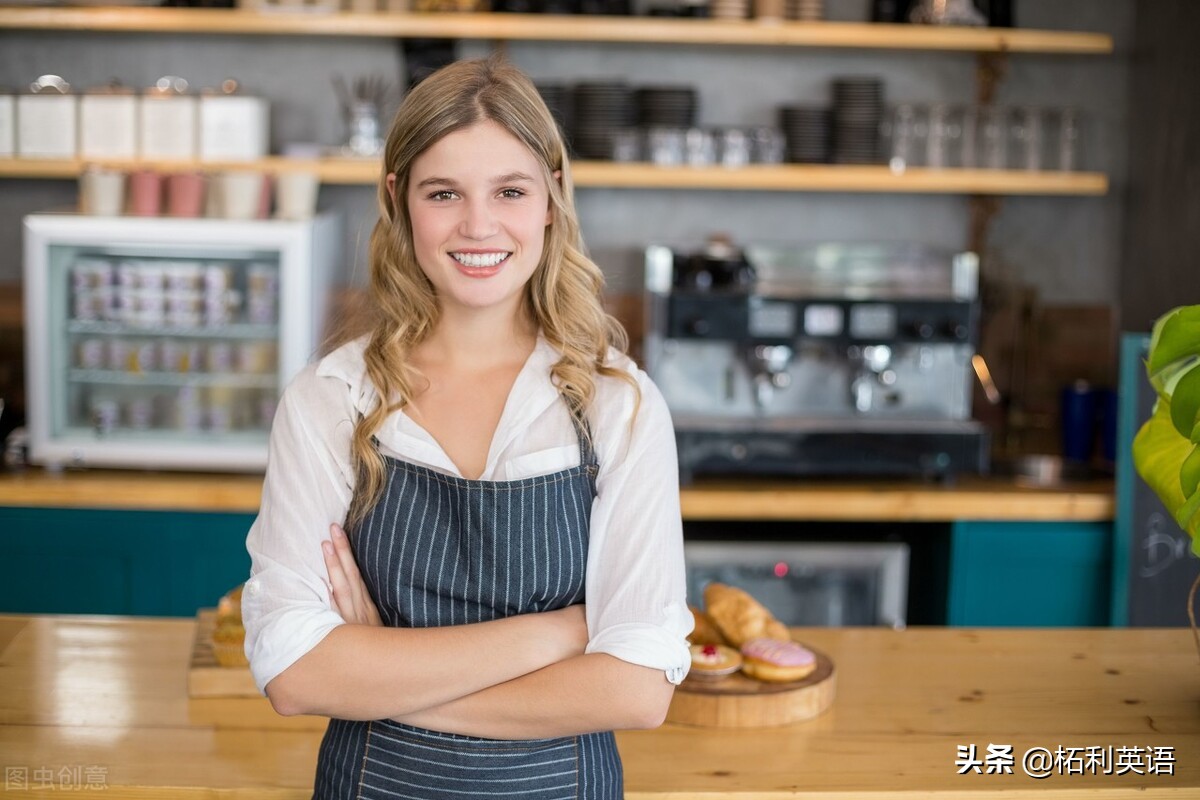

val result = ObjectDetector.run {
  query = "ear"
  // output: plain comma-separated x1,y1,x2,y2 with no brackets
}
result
546,170,562,226
385,172,398,206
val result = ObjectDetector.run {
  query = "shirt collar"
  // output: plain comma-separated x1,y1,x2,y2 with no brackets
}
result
315,333,565,477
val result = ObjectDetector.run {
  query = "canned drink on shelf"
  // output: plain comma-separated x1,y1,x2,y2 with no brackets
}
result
246,294,277,325
113,287,137,323
117,262,141,290
206,386,235,432
203,263,234,293
72,259,114,291
127,396,155,430
77,337,105,369
129,339,159,373
106,338,132,371
164,262,204,292
133,309,167,329
159,338,203,372
204,290,242,326
206,341,234,373
91,396,120,435
72,290,104,321
175,385,205,432
246,263,278,295
235,340,276,373
130,289,166,328
165,291,204,328
138,265,167,292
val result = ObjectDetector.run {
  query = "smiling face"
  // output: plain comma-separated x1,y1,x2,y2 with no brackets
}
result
400,119,552,321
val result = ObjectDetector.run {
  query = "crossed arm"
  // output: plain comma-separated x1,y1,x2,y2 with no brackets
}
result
263,523,675,739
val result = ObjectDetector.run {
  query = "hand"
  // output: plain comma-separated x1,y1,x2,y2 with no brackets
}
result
322,523,383,627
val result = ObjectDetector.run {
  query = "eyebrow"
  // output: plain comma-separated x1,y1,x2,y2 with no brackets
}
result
415,172,538,189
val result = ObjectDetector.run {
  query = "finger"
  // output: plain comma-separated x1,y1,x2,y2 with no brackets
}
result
330,524,368,621
322,539,355,620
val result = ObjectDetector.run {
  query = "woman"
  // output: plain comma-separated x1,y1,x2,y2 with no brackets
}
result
242,56,692,798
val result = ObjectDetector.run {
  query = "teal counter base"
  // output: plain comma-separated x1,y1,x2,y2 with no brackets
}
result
948,520,1112,627
0,507,253,617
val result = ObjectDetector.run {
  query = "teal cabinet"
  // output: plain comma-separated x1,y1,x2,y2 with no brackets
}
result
0,507,254,617
948,520,1112,626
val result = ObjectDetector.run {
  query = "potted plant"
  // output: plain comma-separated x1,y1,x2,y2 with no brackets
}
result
1132,305,1200,647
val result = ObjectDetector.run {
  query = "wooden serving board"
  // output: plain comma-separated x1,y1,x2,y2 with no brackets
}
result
187,608,258,698
187,609,327,731
666,644,835,728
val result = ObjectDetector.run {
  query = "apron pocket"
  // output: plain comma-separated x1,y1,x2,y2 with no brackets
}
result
359,720,580,800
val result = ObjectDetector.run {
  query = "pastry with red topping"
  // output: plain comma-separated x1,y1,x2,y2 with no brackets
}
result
687,643,743,681
740,637,817,683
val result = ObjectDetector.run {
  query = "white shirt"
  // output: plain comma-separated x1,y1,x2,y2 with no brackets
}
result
243,334,693,696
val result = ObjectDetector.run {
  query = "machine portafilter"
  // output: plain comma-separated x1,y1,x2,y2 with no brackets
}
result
745,343,794,411
848,344,900,413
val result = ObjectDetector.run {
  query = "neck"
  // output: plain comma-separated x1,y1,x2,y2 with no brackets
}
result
421,299,538,369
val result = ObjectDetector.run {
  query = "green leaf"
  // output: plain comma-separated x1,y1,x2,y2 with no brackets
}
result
1171,362,1200,441
1184,434,1200,498
1147,306,1200,380
1134,390,1200,542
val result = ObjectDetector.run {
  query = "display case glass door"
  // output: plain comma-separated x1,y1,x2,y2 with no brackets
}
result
50,243,282,447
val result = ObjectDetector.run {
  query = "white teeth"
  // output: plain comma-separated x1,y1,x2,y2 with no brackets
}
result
451,252,510,268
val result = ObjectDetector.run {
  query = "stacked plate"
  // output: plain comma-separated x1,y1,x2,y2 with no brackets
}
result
779,105,831,163
635,86,699,129
572,82,635,160
831,77,884,164
710,0,749,20
786,0,823,20
536,84,575,154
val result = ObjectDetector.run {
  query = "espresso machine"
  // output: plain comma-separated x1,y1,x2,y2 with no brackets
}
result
644,239,989,482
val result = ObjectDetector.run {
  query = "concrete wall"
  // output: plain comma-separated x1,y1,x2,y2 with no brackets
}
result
0,0,1132,303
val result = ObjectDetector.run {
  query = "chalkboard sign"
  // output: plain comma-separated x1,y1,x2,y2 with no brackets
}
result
1113,333,1200,626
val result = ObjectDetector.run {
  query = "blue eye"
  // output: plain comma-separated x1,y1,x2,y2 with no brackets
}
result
428,190,457,201
499,188,526,199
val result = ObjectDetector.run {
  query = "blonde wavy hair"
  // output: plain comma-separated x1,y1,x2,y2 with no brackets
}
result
346,56,638,528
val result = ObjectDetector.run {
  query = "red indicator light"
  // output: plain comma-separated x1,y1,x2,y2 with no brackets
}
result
774,562,788,578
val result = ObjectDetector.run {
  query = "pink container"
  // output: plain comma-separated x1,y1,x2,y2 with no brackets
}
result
128,170,163,216
166,172,206,218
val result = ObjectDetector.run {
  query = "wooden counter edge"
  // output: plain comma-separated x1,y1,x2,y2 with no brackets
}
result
0,469,1114,521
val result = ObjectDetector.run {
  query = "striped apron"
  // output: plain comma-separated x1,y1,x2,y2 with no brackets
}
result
313,413,623,800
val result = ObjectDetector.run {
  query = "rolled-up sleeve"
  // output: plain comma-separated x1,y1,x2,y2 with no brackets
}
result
242,365,356,695
584,368,693,684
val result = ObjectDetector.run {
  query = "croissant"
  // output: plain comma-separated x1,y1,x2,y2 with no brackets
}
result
703,582,791,648
687,604,729,646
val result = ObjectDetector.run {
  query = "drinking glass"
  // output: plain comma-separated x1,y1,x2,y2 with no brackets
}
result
1008,106,1044,171
887,104,923,172
1054,107,1081,171
924,103,961,169
978,106,1006,170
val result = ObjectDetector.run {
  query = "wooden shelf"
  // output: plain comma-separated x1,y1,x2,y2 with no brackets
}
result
0,8,1114,53
0,157,1109,195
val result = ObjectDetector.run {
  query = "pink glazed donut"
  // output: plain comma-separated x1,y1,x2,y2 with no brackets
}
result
740,637,817,683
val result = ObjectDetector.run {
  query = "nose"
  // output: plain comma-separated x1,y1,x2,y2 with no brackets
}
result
459,196,500,240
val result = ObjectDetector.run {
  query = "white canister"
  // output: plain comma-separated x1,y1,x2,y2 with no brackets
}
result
80,84,138,160
199,80,269,162
140,76,198,160
0,92,13,157
17,75,77,159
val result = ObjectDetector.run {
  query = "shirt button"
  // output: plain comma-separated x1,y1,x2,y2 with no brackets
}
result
246,579,261,597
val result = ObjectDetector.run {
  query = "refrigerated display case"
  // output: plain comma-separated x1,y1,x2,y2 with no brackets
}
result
23,211,342,471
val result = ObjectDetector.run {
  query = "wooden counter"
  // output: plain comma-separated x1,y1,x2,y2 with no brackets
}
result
0,614,1194,798
0,468,1114,521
